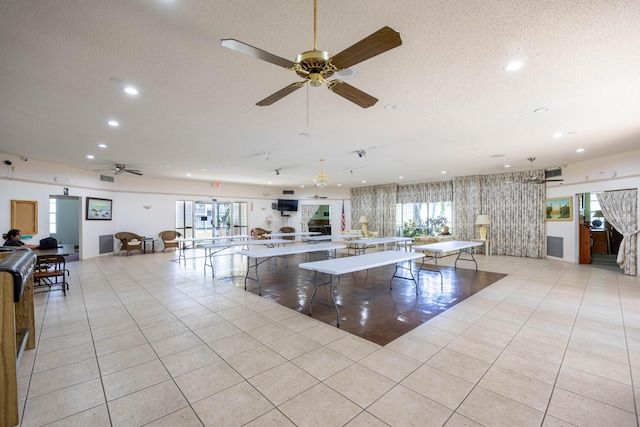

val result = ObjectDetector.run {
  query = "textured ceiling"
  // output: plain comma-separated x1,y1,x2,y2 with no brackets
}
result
1,0,639,189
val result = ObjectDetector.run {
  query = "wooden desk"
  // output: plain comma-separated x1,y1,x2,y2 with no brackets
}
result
32,243,75,257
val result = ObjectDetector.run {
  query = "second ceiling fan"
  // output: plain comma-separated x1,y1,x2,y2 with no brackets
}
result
220,0,402,108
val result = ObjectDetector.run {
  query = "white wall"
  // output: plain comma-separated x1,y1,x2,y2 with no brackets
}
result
545,149,640,263
0,153,351,259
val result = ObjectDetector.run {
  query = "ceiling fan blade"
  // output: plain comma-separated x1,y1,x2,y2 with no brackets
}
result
125,169,143,176
256,82,306,106
327,80,378,108
544,179,564,182
220,39,295,68
330,26,402,70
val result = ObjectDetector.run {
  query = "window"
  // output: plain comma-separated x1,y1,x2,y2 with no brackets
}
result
396,202,452,237
49,198,57,234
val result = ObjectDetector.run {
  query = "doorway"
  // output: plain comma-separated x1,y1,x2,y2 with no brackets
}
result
49,195,80,259
577,192,622,268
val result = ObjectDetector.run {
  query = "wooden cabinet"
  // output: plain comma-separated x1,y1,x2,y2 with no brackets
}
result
579,224,591,264
591,230,609,254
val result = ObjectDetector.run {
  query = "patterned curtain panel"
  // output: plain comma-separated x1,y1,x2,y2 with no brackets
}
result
300,205,320,234
351,184,398,237
424,180,453,203
397,183,425,203
481,172,546,257
596,190,638,275
452,175,482,240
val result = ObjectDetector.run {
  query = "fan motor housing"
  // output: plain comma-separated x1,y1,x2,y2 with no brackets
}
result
295,50,335,83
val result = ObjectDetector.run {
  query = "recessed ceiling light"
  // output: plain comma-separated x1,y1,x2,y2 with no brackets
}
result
268,181,272,184
576,148,585,153
86,155,94,159
299,132,310,137
362,180,366,183
300,185,305,188
337,184,341,187
335,65,360,78
384,104,397,110
490,154,506,158
534,107,549,113
399,176,403,179
504,164,511,168
553,132,563,138
503,60,523,71
220,161,230,164
186,173,191,176
159,165,171,168
107,120,119,127
123,86,138,95
98,143,107,148
200,168,208,172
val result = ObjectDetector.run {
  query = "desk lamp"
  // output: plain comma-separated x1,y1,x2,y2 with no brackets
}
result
475,215,491,240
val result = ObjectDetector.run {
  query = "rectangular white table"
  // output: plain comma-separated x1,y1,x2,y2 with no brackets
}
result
306,233,363,243
175,235,253,265
299,250,425,326
413,240,483,287
198,239,292,276
238,243,345,295
264,231,321,241
346,236,414,255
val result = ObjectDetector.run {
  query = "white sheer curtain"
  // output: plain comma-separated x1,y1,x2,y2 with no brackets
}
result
596,190,638,275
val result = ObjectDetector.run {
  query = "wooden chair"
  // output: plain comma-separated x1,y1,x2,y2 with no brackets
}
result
34,254,68,295
114,232,144,256
279,226,295,240
159,230,182,252
254,227,271,240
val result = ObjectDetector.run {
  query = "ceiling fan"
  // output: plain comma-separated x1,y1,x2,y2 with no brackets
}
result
308,193,328,199
508,157,563,184
100,163,143,176
220,0,402,108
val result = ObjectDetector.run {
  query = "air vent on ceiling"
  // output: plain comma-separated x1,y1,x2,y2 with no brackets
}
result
100,174,115,182
545,168,562,178
282,190,294,195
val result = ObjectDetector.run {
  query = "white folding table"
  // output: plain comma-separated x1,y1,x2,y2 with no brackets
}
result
238,243,345,295
264,231,321,242
198,238,292,276
413,240,483,287
174,235,253,265
299,250,425,326
305,233,363,244
346,236,414,255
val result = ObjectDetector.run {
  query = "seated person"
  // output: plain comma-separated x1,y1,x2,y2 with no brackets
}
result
438,226,451,236
3,229,39,248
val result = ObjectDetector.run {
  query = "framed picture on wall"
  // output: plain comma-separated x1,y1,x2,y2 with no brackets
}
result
86,197,112,220
545,196,572,221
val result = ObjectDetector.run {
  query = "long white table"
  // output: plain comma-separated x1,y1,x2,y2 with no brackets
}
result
306,233,363,244
199,239,292,276
175,235,253,265
413,240,483,287
299,250,425,326
238,243,345,295
346,236,414,255
264,231,321,240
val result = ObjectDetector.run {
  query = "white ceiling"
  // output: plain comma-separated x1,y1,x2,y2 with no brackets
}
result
1,0,639,189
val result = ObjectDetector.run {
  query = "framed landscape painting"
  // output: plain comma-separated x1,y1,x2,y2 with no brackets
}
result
86,197,112,220
546,196,572,221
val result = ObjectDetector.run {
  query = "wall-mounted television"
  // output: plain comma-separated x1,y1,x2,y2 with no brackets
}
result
277,199,298,212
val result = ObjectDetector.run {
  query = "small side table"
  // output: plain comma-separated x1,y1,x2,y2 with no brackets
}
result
142,238,157,254
471,239,491,256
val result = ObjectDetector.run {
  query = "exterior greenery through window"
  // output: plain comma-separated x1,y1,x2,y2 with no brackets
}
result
396,202,453,237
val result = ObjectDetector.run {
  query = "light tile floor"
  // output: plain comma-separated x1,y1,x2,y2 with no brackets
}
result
15,250,640,426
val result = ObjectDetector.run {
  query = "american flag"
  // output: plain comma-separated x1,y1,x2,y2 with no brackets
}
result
341,200,346,232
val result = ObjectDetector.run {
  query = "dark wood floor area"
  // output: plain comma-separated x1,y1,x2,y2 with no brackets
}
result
231,253,507,346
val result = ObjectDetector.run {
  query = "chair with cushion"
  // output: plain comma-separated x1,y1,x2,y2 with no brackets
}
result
159,230,182,252
279,226,295,240
254,227,271,240
114,232,144,256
